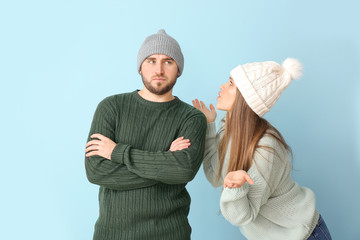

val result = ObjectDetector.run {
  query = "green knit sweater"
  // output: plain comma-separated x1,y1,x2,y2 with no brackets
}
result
85,91,207,240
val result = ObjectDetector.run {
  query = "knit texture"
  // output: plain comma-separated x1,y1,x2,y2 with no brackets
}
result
85,91,207,240
137,29,184,75
203,122,319,240
230,58,302,117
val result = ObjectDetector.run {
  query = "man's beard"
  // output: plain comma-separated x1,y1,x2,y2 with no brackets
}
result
141,75,177,95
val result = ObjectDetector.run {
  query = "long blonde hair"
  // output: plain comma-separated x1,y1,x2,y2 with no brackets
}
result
217,89,292,180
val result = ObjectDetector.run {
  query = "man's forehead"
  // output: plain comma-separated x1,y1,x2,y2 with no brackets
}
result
146,54,173,60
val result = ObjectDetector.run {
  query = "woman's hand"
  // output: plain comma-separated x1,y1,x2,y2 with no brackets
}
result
192,98,217,123
223,170,254,189
169,137,191,152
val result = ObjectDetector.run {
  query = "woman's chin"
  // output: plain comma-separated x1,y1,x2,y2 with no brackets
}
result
216,103,225,111
216,102,231,112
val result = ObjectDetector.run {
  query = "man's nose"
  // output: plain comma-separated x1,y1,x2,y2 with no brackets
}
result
155,62,164,75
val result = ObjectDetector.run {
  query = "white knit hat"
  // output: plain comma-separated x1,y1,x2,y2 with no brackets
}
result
230,58,303,117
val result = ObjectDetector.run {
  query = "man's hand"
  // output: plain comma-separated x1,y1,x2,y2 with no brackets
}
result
192,98,217,123
169,136,191,152
223,170,254,189
85,133,116,160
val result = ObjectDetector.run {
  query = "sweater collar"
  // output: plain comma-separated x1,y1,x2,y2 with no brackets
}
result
132,90,180,108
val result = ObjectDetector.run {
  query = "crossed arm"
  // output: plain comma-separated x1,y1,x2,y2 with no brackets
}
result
85,99,207,191
86,134,191,159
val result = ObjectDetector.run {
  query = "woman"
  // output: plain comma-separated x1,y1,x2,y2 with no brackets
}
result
191,58,332,239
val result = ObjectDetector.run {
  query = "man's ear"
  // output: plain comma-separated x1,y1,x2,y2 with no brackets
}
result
177,72,180,76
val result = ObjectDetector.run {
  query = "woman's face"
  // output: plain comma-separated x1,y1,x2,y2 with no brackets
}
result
216,77,237,111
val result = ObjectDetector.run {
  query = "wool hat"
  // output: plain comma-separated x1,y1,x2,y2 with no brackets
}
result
230,58,303,117
137,29,184,76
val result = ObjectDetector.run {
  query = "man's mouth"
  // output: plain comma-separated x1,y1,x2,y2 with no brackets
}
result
152,78,166,81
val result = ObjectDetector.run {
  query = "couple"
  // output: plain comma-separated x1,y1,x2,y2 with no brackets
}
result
84,30,332,240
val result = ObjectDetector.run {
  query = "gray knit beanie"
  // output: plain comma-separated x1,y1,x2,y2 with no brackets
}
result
137,29,184,76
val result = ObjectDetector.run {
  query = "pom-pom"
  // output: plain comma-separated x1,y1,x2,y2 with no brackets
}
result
282,58,303,80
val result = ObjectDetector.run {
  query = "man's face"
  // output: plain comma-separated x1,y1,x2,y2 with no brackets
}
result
140,54,179,95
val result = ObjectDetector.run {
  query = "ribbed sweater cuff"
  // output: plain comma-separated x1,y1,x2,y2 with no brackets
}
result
223,184,250,199
111,143,129,164
206,122,217,138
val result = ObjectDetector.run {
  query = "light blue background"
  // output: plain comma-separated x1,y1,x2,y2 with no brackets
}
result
1,0,359,239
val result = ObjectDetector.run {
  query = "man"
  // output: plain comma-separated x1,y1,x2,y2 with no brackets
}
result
85,29,207,240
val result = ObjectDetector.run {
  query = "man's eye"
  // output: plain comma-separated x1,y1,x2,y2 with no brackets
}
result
165,61,172,64
229,81,233,86
149,60,155,64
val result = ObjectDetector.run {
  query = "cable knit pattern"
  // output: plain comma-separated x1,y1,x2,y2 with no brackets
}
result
203,122,319,240
230,58,302,117
85,91,207,240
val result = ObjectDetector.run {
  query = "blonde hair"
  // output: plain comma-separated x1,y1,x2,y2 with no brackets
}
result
217,89,292,181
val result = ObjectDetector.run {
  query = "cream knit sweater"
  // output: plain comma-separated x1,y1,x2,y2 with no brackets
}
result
203,122,319,240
